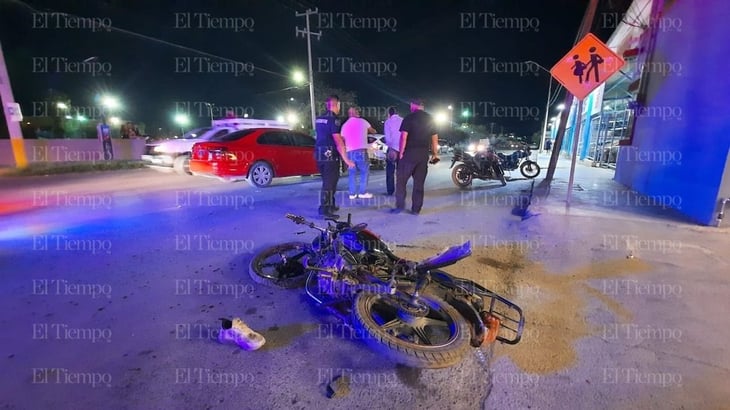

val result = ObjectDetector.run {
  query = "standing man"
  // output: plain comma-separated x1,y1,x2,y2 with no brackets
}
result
314,95,354,219
341,107,376,200
97,115,113,160
383,106,403,196
392,98,439,215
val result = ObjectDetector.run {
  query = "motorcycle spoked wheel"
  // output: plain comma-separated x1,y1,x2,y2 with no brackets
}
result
519,161,541,179
351,292,471,369
248,242,311,289
451,164,473,188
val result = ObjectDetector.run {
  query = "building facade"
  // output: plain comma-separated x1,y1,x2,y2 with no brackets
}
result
559,0,730,226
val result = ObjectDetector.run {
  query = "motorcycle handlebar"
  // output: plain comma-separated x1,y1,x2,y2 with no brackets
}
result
285,213,327,232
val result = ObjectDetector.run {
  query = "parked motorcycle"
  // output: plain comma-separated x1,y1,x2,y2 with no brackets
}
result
450,147,507,188
497,144,541,179
249,213,525,369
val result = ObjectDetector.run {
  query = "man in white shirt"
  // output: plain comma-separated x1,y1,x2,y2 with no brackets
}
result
383,106,403,196
340,107,376,199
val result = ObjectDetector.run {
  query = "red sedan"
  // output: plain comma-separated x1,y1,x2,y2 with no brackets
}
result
189,128,320,187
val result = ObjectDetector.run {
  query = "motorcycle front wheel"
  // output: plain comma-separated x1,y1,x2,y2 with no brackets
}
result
249,242,311,289
520,161,541,179
451,164,473,188
351,292,471,369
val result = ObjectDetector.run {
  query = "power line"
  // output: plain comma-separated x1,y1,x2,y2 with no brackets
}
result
6,0,288,78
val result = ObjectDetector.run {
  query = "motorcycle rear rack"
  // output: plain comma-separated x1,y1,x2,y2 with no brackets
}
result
431,274,525,345
480,290,524,345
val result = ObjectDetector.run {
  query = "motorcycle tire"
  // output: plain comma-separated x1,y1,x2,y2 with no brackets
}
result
494,165,507,186
519,161,541,179
248,242,311,289
451,164,473,188
351,292,471,369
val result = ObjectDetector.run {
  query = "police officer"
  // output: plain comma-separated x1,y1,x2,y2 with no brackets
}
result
315,95,354,218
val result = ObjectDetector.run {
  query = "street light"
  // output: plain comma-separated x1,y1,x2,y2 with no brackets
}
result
57,102,68,110
203,102,214,124
276,114,285,123
292,70,306,85
100,95,120,110
109,116,121,126
434,111,448,125
286,112,299,125
174,113,189,134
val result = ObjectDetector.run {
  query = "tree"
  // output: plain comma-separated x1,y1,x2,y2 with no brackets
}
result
291,83,358,133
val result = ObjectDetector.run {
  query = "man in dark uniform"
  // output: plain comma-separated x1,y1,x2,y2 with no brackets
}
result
392,98,439,215
315,95,354,219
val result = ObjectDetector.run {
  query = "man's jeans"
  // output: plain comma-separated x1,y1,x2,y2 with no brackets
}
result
347,149,370,195
385,148,399,195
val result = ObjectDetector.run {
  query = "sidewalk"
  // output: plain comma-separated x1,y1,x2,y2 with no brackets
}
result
527,152,726,230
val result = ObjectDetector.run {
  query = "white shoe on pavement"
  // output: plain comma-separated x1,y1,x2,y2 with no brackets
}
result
358,193,373,199
218,317,266,351
349,194,358,199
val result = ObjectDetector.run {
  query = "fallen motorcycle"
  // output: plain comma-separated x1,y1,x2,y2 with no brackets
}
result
249,213,525,369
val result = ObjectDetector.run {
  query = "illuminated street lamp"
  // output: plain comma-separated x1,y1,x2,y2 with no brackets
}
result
57,102,68,110
109,116,121,126
286,112,299,125
174,113,190,134
100,95,120,110
292,70,306,85
276,114,285,123
76,115,87,122
434,111,448,125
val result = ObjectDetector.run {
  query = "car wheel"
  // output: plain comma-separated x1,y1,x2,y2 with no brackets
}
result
173,155,191,175
248,161,274,187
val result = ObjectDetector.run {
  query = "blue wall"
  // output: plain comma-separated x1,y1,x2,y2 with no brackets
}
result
614,0,730,225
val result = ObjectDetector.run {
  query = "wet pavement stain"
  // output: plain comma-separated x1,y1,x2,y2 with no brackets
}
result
393,240,654,375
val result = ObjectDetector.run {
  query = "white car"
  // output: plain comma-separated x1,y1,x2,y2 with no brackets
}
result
368,134,387,164
142,127,233,174
142,118,289,175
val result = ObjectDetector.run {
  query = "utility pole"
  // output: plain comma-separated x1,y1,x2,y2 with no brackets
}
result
0,40,27,168
540,77,553,153
295,9,322,131
543,0,600,182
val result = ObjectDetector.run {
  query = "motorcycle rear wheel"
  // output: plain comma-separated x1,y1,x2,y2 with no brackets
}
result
519,161,541,179
352,292,471,369
451,164,473,188
248,242,311,289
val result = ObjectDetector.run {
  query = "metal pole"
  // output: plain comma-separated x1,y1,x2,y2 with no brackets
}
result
305,14,316,131
544,0,600,183
0,40,27,168
296,9,321,132
566,98,584,208
540,77,553,154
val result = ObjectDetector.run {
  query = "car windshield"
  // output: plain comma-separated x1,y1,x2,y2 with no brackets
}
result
212,129,258,142
180,127,212,139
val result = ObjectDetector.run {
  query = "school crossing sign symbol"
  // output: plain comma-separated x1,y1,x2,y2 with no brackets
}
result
550,33,625,101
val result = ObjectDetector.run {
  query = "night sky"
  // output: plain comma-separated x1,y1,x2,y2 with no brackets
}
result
0,0,629,136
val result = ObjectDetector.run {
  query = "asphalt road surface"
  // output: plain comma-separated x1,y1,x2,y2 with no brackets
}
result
1,161,729,410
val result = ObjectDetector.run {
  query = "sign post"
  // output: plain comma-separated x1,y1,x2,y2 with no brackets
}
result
549,33,625,207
